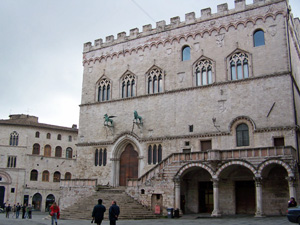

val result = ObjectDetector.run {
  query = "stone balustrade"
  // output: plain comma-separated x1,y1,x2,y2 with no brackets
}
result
127,146,296,187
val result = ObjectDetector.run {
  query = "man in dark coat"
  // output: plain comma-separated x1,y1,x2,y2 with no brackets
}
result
92,199,106,225
109,201,120,225
5,204,11,218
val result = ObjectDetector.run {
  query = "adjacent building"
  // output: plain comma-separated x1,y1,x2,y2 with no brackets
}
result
0,114,77,211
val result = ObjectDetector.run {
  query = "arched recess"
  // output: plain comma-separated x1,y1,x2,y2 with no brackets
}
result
0,171,12,207
216,161,256,215
228,116,256,148
111,134,143,187
228,116,256,133
32,193,42,211
176,163,214,214
258,159,293,215
45,194,55,212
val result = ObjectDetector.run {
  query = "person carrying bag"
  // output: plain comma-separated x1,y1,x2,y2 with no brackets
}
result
49,202,60,225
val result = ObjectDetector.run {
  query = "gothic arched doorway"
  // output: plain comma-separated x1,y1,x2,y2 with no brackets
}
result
119,144,138,186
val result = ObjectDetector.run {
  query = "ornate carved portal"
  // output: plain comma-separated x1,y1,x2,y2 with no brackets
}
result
119,144,138,186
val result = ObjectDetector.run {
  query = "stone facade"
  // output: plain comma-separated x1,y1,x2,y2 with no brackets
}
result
0,114,78,212
77,0,300,216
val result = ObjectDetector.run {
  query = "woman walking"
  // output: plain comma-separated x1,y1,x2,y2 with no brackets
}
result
49,202,60,225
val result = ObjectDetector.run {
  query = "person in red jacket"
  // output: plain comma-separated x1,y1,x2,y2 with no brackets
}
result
50,202,60,225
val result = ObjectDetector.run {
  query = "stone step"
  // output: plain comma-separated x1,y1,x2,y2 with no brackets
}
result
61,187,160,220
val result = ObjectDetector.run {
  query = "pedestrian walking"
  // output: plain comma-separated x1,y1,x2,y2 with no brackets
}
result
92,199,106,225
16,203,21,218
27,204,32,219
5,204,11,218
109,201,120,225
50,202,60,225
22,204,26,219
11,204,16,218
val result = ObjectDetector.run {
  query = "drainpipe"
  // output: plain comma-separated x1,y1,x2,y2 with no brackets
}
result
286,1,300,163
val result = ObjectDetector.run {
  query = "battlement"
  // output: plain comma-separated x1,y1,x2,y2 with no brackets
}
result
83,0,286,52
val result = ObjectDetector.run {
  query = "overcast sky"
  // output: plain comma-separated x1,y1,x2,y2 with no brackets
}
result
0,0,299,128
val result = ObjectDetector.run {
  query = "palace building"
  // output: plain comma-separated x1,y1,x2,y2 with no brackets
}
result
77,0,300,216
1,0,300,217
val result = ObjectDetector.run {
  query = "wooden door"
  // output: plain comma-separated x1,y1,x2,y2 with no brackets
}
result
119,144,138,186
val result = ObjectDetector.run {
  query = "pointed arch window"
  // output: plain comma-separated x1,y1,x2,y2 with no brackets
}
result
147,67,164,94
182,46,191,61
253,29,265,47
97,78,111,102
9,131,19,146
121,72,136,98
236,123,249,147
195,59,213,86
94,148,107,166
230,52,249,80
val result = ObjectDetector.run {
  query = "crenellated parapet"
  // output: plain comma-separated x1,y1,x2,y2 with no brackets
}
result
83,0,291,56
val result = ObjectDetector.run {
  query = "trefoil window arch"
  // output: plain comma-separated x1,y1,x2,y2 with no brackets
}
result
147,67,163,94
97,78,111,102
121,72,136,98
195,59,213,86
9,131,19,146
229,52,249,80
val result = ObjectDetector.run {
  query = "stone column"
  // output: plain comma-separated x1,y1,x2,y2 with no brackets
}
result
211,178,221,217
254,177,264,217
110,158,120,187
174,176,181,210
287,176,297,199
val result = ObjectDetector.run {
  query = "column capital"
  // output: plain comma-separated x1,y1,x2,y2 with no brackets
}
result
212,178,219,188
254,177,263,186
173,175,181,184
110,158,120,161
286,176,296,187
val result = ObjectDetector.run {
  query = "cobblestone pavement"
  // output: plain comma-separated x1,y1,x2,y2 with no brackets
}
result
0,212,291,225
